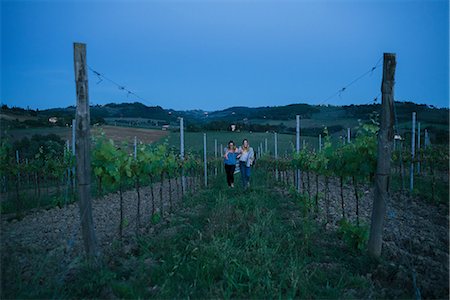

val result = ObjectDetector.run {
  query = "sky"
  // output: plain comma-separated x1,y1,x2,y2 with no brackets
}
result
1,0,449,111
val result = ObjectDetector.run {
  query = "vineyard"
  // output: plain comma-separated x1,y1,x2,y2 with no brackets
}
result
1,115,449,298
1,42,449,299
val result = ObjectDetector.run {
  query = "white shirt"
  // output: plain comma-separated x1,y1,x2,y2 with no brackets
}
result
238,147,254,167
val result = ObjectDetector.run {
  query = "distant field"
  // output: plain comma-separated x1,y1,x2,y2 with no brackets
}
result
6,123,377,156
0,113,38,122
163,131,321,156
6,125,169,144
5,125,344,155
251,117,360,129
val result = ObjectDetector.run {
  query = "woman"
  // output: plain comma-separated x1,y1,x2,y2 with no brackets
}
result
237,139,254,189
223,140,238,188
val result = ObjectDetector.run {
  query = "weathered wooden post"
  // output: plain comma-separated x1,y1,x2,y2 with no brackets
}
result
368,53,396,258
73,42,98,259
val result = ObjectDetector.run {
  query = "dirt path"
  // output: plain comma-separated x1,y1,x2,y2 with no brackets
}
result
1,177,201,294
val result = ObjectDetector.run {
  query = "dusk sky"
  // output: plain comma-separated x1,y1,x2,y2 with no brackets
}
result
1,0,449,111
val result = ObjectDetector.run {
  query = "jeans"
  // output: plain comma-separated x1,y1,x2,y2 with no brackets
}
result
239,161,251,188
224,164,236,186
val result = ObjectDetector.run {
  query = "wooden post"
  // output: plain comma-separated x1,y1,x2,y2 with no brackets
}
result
16,149,20,184
275,132,278,180
368,53,396,258
72,119,76,189
410,112,416,191
347,128,351,143
214,139,217,158
66,140,70,203
214,139,218,176
134,136,137,160
423,129,428,174
319,134,322,152
400,140,405,191
15,150,20,215
296,115,301,192
73,42,98,259
265,138,268,154
424,129,430,147
203,133,207,187
417,122,421,174
180,118,186,193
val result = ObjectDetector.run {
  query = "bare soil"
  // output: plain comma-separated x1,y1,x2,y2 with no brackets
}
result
275,171,449,299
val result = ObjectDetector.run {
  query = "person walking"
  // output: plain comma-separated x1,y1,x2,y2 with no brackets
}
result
237,139,254,189
223,140,238,188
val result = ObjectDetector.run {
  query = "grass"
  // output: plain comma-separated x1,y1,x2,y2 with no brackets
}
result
2,169,380,299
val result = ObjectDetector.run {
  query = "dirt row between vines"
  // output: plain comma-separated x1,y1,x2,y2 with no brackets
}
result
1,176,201,294
275,171,449,299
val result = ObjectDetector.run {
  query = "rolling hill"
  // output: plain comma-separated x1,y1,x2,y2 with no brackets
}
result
1,101,448,143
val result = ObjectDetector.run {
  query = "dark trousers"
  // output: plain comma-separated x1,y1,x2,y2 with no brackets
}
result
239,161,251,188
224,164,236,186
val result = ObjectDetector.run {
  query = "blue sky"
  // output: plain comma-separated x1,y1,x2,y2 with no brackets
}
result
1,0,449,111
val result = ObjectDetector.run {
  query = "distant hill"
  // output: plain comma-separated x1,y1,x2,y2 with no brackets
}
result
1,101,448,143
207,104,320,121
